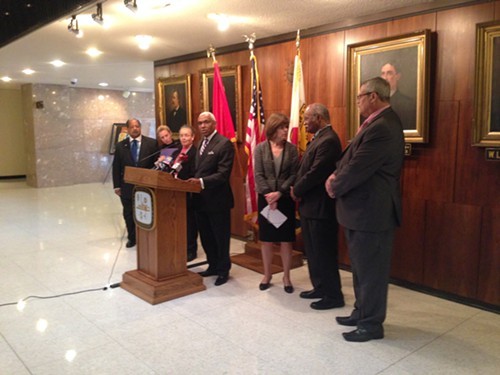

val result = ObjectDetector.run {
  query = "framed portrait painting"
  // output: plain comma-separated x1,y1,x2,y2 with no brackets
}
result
473,21,500,146
157,74,192,134
200,65,243,142
347,30,431,143
109,123,127,154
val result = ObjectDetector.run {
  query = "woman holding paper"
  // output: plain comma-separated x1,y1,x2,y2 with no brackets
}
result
254,113,299,293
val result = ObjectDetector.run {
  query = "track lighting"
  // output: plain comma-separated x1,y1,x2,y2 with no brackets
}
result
67,15,81,36
124,0,137,12
91,3,104,25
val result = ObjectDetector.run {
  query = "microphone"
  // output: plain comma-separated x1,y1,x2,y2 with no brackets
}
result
138,149,161,163
156,155,173,172
170,153,188,176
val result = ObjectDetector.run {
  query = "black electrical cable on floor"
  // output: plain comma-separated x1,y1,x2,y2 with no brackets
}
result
0,227,127,308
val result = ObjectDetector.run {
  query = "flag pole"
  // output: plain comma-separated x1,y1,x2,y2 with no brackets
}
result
206,44,217,63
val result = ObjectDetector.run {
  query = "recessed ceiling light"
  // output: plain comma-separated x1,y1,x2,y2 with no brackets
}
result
50,60,65,67
1,76,12,82
22,68,35,75
86,48,102,57
135,76,145,83
135,35,152,50
208,13,230,32
98,82,109,87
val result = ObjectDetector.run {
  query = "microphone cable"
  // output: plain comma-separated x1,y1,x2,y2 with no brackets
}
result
0,227,127,308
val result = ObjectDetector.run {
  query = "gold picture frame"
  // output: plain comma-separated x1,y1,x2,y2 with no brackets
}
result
200,65,243,142
157,74,192,135
347,30,431,143
473,21,500,147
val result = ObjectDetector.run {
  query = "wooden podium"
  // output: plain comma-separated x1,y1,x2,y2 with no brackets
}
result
121,167,205,304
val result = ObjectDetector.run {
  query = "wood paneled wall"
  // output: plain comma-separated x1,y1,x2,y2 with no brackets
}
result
155,1,500,307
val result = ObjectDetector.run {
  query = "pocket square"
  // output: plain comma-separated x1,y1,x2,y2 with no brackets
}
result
208,151,215,155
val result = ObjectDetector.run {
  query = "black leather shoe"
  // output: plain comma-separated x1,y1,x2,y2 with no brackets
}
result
299,289,324,299
126,240,136,248
342,328,384,342
284,285,294,294
336,316,358,326
310,297,345,310
198,269,217,277
214,275,228,286
259,282,271,291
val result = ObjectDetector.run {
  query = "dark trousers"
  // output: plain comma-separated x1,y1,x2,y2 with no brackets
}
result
187,206,198,257
301,217,343,301
195,209,231,276
345,228,394,333
120,196,135,242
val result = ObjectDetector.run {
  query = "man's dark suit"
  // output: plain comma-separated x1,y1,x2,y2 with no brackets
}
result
293,126,343,301
112,136,159,243
332,107,404,334
167,106,187,133
192,132,234,276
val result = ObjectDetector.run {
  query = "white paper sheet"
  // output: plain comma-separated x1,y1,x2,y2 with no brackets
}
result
260,204,287,228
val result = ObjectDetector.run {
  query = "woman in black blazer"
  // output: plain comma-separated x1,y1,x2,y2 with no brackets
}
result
171,125,198,262
254,113,299,293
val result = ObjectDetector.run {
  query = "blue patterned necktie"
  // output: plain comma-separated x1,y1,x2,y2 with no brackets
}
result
131,139,138,163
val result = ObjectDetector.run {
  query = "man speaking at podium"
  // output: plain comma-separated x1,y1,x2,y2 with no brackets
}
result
188,112,234,286
112,118,159,248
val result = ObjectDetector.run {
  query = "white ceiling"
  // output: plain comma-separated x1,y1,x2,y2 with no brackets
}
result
0,0,446,92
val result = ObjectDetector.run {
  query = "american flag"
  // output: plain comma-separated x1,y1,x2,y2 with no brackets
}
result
245,54,265,218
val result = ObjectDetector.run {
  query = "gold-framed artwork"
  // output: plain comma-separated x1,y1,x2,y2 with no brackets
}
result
347,30,431,143
199,65,243,142
109,122,127,154
157,74,192,134
473,21,500,147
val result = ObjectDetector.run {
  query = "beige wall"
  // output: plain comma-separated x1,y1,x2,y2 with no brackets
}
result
21,83,155,187
0,88,26,176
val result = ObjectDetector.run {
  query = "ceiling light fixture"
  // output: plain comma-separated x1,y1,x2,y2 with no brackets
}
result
50,60,65,67
135,76,145,83
67,15,81,37
1,76,12,82
135,34,152,50
22,68,35,75
86,48,102,57
124,0,137,13
208,13,230,32
91,3,104,25
98,82,109,87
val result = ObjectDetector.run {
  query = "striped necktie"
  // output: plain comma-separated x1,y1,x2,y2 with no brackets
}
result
199,137,209,155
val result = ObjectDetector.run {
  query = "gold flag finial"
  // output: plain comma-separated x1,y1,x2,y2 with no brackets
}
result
243,33,257,57
207,45,216,62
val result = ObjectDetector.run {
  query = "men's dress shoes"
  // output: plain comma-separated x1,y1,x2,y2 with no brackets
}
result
310,297,345,310
342,328,384,342
336,316,358,326
198,269,217,277
299,289,324,299
125,240,136,248
214,275,228,286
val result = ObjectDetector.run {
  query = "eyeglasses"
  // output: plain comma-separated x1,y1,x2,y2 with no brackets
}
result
356,92,373,100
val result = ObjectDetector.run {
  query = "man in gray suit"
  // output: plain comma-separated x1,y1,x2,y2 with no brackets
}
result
291,103,344,310
326,77,404,342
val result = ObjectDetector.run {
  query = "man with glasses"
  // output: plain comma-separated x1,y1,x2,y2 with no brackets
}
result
325,77,405,342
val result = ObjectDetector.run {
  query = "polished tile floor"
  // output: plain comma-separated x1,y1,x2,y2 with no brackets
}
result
0,180,498,374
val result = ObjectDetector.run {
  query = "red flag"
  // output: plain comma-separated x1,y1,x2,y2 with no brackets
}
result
212,61,236,142
245,54,265,218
